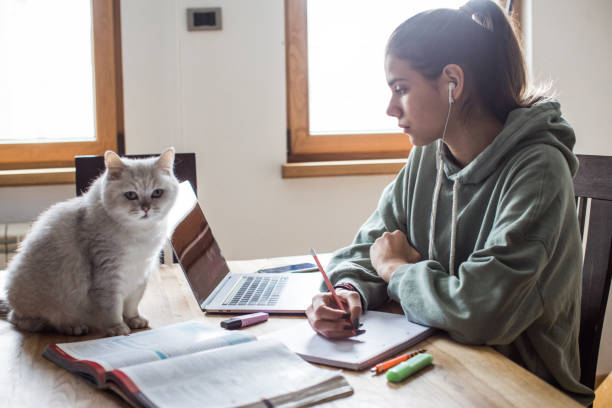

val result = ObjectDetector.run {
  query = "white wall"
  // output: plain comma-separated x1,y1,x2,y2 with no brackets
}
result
1,0,610,375
528,0,612,156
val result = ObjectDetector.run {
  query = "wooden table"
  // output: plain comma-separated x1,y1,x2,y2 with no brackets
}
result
0,257,582,407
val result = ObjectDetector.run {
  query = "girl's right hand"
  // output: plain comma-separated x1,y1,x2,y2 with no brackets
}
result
305,289,363,339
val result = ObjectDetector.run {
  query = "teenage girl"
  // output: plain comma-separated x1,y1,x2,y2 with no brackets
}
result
306,1,594,404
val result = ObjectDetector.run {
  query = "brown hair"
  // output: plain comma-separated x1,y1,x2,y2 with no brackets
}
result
386,0,545,123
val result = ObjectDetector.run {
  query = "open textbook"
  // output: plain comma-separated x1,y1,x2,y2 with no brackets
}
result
262,311,435,370
43,320,353,408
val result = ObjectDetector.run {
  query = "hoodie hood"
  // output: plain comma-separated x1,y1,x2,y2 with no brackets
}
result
428,99,577,276
442,99,578,184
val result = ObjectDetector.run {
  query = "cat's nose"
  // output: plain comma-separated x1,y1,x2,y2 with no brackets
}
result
141,204,150,213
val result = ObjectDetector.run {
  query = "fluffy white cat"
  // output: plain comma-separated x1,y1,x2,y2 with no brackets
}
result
0,148,179,336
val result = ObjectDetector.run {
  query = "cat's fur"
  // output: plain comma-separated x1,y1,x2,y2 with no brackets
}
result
0,148,179,336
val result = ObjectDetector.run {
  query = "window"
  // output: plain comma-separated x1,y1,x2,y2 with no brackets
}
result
283,0,520,177
0,0,123,186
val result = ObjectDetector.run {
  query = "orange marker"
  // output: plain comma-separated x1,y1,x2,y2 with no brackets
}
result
370,349,427,375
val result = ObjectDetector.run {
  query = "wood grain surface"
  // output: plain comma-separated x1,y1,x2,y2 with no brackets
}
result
0,257,582,407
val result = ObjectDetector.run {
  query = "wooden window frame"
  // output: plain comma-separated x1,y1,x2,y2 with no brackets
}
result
283,0,521,177
284,0,412,164
0,0,124,185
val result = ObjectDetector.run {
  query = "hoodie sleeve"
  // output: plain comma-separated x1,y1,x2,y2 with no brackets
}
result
324,158,413,310
387,147,577,345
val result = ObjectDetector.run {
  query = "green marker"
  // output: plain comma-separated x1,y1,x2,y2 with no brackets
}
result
386,353,433,383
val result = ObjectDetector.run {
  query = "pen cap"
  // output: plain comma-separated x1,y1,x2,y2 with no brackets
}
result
386,353,433,383
220,317,242,330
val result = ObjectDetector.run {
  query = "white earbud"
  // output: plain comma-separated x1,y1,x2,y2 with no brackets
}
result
448,82,456,104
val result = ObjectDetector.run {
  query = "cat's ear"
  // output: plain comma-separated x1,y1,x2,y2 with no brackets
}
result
104,150,125,180
157,147,175,175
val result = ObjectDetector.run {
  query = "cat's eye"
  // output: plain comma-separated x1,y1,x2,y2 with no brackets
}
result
124,191,138,200
151,189,164,198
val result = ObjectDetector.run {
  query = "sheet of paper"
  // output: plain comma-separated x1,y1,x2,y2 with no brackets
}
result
261,311,434,370
56,320,255,371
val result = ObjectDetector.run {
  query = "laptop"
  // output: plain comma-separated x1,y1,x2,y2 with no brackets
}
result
166,181,322,314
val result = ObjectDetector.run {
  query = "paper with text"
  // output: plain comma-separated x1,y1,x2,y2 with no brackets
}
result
56,320,255,371
114,339,352,408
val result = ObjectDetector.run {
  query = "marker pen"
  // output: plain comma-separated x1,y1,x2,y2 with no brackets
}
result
386,353,433,383
220,312,269,330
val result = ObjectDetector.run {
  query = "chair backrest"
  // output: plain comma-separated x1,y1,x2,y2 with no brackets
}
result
575,154,612,390
74,152,197,197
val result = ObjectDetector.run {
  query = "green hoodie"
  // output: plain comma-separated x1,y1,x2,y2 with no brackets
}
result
326,100,594,405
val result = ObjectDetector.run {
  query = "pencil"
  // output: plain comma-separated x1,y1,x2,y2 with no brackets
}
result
370,349,427,375
310,248,346,313
310,248,363,335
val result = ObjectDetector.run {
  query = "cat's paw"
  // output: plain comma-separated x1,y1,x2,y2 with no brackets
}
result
126,316,149,330
58,324,90,336
9,312,48,332
105,322,131,337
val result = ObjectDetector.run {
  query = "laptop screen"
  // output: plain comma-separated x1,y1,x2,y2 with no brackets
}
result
168,182,230,307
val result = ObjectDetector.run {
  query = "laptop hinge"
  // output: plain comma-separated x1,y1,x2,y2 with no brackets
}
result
201,274,234,310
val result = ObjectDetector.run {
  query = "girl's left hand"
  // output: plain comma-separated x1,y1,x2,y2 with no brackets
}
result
370,230,421,282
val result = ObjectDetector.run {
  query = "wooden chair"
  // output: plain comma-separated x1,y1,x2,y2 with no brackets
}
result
575,154,612,390
74,152,197,197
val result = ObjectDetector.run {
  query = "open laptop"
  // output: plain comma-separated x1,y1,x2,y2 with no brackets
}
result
166,181,322,314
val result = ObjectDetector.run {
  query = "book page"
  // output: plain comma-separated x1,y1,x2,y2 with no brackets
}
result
54,320,255,371
261,311,435,370
112,339,352,408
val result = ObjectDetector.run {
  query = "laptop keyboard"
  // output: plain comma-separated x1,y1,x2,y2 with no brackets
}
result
223,276,288,306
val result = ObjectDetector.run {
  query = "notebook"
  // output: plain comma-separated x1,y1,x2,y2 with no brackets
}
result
261,311,435,370
166,181,322,314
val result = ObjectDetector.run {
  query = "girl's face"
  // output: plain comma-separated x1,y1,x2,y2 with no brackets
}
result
385,55,450,147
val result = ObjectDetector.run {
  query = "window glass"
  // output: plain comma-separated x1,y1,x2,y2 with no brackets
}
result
307,0,465,135
0,0,95,143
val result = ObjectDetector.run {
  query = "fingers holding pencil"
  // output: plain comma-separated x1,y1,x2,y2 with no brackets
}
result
306,290,363,339
337,288,363,329
307,248,364,339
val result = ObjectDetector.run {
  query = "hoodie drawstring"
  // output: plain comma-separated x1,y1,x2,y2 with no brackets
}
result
428,140,459,276
449,178,459,276
428,147,444,262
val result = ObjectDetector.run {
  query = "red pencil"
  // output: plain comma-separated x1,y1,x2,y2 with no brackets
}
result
310,248,346,313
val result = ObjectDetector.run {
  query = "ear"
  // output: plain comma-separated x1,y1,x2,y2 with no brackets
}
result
439,64,465,104
104,150,124,180
157,147,175,174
